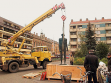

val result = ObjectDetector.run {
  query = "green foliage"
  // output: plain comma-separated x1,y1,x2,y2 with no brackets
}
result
80,43,88,56
74,57,85,65
74,50,83,57
74,43,88,57
96,42,109,59
99,58,108,66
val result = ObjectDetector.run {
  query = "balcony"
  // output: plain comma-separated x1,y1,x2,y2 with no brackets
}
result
70,41,77,45
70,35,77,38
70,48,77,51
70,29,76,32
95,34,106,37
96,41,106,44
106,33,111,37
106,40,111,44
105,27,111,30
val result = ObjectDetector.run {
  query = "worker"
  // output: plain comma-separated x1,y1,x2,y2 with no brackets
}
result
84,50,99,83
70,54,74,65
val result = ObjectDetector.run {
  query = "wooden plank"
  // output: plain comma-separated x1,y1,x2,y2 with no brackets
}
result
22,73,41,79
46,64,86,80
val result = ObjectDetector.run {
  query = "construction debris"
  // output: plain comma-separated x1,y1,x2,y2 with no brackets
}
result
22,73,41,79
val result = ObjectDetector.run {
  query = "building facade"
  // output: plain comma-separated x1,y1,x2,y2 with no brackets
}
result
0,16,33,54
51,40,60,56
69,17,111,52
32,32,52,51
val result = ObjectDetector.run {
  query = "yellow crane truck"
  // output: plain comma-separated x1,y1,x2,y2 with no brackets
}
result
0,3,65,73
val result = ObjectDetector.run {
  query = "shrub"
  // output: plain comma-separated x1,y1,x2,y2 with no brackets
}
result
74,57,85,65
99,58,108,66
96,42,109,59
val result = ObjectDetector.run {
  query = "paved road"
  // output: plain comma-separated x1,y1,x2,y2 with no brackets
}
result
0,59,75,83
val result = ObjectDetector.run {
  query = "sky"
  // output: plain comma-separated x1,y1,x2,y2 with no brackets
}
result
0,0,111,44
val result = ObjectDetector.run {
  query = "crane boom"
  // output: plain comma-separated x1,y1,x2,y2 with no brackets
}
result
7,3,65,46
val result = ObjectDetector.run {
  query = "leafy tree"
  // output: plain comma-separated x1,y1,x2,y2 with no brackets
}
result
80,43,88,56
79,32,88,56
85,22,96,51
74,44,88,57
74,50,83,57
95,42,109,59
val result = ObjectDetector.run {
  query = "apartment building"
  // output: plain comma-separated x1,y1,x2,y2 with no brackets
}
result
69,17,111,52
0,16,60,55
32,32,52,51
51,40,60,55
0,17,33,54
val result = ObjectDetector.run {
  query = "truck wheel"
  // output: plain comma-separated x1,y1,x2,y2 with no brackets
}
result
33,64,37,69
9,62,19,73
43,61,47,69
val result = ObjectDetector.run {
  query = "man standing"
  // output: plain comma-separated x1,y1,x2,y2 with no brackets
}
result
70,54,74,65
84,50,99,83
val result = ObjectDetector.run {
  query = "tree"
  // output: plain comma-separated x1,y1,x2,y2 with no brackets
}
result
85,22,96,51
76,29,88,57
74,50,83,57
95,42,109,59
80,43,88,56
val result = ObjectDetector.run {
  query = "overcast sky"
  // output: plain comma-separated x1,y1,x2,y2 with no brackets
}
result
0,0,111,43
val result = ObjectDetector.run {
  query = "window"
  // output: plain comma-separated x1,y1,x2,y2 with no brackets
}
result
73,26,76,29
27,46,31,49
95,24,100,28
71,38,76,41
14,44,18,48
0,41,1,46
78,31,84,35
100,24,105,27
34,42,35,47
108,31,111,34
70,32,76,35
108,23,111,27
101,37,106,41
108,37,111,40
7,22,11,26
95,31,100,34
78,31,82,35
82,25,87,28
82,31,86,35
3,35,9,39
44,48,47,51
100,30,106,34
91,24,94,27
36,42,37,46
96,37,100,41
19,39,22,42
71,45,77,48
95,24,105,28
78,25,82,29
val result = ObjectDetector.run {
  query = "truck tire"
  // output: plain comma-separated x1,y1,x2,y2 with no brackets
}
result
33,64,37,69
43,61,47,69
9,62,19,73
